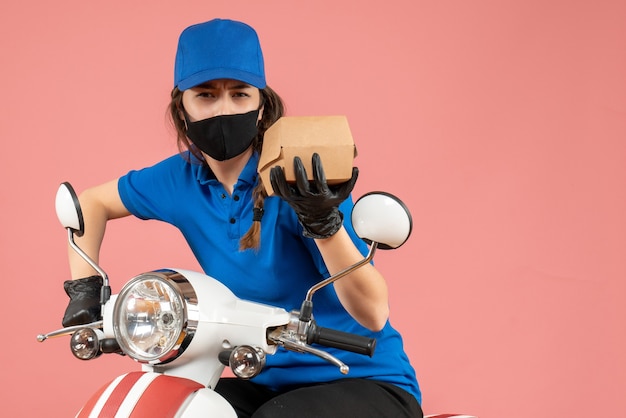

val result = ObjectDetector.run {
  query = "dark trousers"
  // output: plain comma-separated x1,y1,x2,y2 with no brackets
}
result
214,378,423,418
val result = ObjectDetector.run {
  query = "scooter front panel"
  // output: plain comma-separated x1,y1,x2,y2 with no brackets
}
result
76,371,204,417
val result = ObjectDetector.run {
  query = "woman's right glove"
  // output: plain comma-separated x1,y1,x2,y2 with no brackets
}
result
62,275,102,327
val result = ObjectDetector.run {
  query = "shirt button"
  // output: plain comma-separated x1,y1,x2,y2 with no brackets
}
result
221,193,226,199
230,218,236,224
233,195,240,201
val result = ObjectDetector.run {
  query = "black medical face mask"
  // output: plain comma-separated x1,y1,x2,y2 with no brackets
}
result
184,109,260,161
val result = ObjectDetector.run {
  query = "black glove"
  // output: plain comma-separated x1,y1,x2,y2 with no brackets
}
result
62,275,103,327
270,153,359,239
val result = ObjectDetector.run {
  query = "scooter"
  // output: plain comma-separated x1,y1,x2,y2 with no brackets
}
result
37,182,418,417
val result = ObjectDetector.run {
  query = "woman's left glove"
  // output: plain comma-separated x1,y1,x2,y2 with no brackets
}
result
270,152,359,239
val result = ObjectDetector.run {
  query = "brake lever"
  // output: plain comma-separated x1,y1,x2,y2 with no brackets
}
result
267,327,349,374
36,320,104,342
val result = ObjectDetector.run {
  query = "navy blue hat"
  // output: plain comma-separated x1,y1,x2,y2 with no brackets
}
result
174,19,266,91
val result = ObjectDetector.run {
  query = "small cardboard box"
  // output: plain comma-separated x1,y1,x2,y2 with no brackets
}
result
258,116,357,195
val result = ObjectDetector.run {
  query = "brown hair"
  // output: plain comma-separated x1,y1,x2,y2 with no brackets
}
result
168,85,285,250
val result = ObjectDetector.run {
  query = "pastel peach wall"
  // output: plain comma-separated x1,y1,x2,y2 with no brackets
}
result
1,1,624,417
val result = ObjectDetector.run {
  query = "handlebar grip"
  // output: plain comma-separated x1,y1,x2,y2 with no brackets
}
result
307,325,376,357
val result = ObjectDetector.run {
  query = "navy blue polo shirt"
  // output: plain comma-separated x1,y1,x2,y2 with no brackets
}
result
118,152,421,403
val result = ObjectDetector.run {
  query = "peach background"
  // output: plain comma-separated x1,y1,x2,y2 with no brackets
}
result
1,1,625,417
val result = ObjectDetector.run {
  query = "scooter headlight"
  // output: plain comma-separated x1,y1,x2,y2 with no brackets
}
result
113,270,197,364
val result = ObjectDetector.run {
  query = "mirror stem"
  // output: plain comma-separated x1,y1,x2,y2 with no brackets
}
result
299,242,378,322
67,228,111,306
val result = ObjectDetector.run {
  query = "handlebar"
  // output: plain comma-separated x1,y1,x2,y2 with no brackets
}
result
307,324,376,357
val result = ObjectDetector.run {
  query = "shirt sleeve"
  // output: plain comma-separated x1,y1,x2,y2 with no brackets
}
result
117,154,190,224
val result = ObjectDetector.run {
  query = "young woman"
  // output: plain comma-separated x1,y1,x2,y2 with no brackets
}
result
61,18,423,417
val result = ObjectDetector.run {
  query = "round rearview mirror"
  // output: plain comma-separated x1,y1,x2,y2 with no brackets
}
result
55,182,85,236
351,192,412,250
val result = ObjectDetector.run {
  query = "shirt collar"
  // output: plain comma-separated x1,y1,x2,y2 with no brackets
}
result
194,151,260,187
